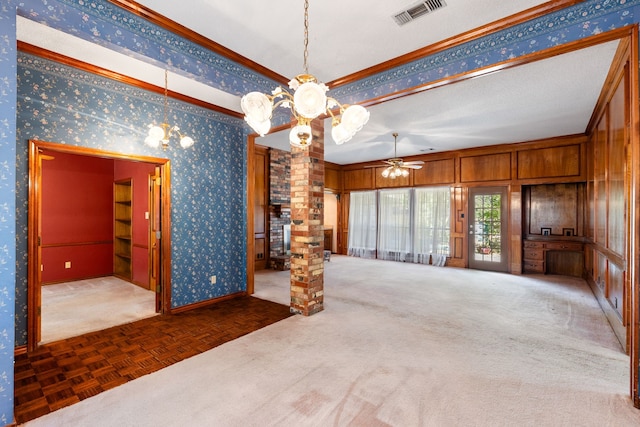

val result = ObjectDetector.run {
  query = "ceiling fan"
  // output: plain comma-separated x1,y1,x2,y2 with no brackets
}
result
374,132,425,179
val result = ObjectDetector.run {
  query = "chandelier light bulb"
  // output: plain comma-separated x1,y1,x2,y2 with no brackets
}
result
245,116,271,137
144,135,161,148
341,104,370,133
180,135,195,149
381,168,390,178
289,124,312,147
293,81,328,119
241,92,273,123
148,124,165,140
331,122,353,145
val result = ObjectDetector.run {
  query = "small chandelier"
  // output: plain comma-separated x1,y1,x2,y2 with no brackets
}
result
240,0,369,148
145,70,195,150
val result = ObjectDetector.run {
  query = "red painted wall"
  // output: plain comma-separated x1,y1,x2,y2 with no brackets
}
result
114,160,156,288
41,151,114,283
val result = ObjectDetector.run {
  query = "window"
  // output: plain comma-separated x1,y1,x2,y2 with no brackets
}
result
378,189,411,262
347,191,377,259
348,187,450,265
413,187,450,266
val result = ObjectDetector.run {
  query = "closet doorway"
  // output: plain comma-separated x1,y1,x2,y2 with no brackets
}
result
27,140,172,351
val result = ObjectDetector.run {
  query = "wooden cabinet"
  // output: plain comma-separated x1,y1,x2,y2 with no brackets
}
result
114,179,133,281
523,240,584,276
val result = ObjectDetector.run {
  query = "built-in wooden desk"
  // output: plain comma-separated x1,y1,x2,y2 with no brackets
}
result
523,240,584,277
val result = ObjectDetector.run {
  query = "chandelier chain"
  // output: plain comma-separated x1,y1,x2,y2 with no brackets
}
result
163,70,169,125
303,0,309,74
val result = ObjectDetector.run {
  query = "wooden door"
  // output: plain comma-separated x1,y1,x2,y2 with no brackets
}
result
254,146,269,270
149,167,162,312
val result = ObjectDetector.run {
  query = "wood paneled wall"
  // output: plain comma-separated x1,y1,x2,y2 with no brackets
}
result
341,136,587,193
584,38,632,351
338,136,587,269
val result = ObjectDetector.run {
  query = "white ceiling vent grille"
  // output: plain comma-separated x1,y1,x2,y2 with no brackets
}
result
393,0,447,26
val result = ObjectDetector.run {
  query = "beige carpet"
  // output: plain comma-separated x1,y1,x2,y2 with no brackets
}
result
25,256,640,426
41,276,157,344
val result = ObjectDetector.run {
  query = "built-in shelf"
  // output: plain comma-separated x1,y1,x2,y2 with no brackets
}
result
114,178,133,281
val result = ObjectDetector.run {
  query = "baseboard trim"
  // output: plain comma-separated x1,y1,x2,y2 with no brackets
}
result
169,291,247,314
42,273,112,286
14,345,27,357
586,276,626,352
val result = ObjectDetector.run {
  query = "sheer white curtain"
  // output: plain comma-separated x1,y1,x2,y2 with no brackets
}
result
413,187,450,266
347,191,377,259
377,189,411,262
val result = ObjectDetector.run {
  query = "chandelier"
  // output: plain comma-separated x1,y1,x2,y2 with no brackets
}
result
145,70,195,150
240,0,370,147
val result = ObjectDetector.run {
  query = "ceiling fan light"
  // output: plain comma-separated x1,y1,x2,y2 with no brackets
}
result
179,135,195,148
241,91,273,123
401,168,409,177
381,168,391,178
331,123,353,145
341,105,370,133
289,123,312,148
293,81,328,119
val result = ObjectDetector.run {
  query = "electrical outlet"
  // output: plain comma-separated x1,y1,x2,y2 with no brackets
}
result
65,261,71,269
210,275,216,284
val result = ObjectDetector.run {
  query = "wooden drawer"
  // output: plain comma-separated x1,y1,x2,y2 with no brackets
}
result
545,242,583,251
523,260,545,273
523,249,544,260
524,241,543,249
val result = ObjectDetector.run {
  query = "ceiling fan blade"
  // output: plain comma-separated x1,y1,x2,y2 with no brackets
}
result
402,164,423,169
401,160,425,165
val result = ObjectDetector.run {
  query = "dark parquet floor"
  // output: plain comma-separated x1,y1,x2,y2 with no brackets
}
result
14,296,293,424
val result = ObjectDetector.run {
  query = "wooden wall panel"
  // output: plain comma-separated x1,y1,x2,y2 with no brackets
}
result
344,168,374,190
517,145,581,179
448,186,466,267
460,153,511,182
607,78,626,257
325,164,342,191
413,158,455,186
341,192,350,255
527,183,581,237
608,260,624,319
594,112,608,245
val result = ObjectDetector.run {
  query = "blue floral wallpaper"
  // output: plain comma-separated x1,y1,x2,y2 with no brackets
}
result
0,0,638,421
334,0,640,103
0,1,16,424
16,0,281,95
15,53,248,347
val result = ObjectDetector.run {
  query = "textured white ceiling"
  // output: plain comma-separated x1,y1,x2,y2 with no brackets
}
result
17,1,620,165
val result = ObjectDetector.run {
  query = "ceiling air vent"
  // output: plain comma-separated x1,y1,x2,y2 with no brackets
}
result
393,0,447,26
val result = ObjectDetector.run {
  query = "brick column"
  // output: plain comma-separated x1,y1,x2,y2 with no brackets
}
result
289,120,324,315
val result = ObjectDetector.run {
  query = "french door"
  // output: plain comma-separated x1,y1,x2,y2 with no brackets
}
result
468,187,508,272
